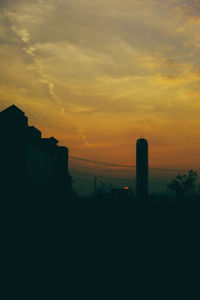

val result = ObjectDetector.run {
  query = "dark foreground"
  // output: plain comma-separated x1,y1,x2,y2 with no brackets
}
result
2,192,200,297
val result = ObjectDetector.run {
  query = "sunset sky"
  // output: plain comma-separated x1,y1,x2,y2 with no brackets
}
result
1,0,200,193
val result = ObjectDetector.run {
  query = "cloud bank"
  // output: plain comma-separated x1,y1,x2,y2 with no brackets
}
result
0,0,200,172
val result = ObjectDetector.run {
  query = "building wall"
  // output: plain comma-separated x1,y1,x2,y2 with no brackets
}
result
0,105,71,198
27,145,54,183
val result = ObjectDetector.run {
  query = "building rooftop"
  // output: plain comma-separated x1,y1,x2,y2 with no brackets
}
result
0,105,25,116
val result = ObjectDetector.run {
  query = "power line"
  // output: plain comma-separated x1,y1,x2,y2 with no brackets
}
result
70,156,134,168
69,162,135,173
70,156,192,173
149,167,189,173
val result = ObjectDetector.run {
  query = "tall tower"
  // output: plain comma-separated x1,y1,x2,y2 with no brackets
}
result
136,138,149,200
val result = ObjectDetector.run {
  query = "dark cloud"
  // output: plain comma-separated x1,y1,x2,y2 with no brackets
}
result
0,0,23,8
173,0,200,21
0,0,9,8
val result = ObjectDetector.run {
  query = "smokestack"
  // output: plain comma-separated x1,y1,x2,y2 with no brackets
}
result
136,138,149,200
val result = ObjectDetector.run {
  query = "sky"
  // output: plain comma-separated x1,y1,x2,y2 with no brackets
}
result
1,0,200,194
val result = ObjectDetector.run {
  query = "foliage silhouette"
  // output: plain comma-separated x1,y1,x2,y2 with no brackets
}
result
167,169,197,200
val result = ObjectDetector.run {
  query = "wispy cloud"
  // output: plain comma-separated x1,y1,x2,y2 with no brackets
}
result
1,0,200,168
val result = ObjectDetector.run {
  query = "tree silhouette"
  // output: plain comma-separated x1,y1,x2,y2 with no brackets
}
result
167,170,197,200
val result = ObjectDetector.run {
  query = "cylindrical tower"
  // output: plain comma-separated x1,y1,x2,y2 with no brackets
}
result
136,138,149,200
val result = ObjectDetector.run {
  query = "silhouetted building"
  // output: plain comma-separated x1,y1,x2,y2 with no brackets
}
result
136,138,148,200
0,104,71,199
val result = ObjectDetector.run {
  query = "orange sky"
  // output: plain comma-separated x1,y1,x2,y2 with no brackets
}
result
1,0,200,188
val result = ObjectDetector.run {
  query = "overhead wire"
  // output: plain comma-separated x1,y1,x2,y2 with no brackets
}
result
70,156,191,173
